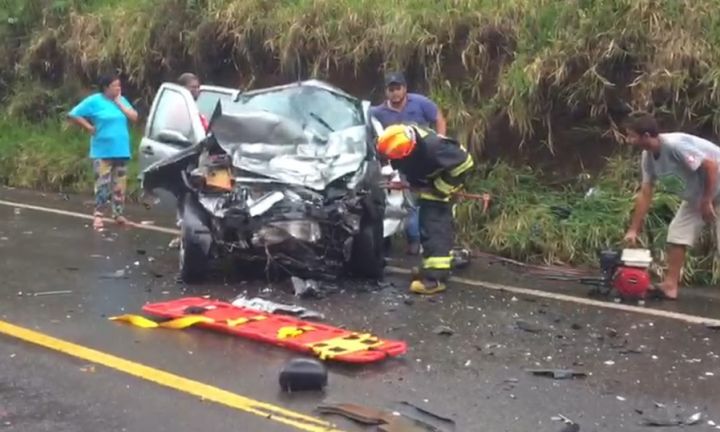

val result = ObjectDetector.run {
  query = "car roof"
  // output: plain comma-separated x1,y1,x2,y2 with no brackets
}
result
234,79,357,101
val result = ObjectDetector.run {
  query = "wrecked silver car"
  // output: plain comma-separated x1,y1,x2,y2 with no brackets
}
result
141,80,404,282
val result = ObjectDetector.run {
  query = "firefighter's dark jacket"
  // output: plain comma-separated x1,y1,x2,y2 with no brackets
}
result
389,126,474,201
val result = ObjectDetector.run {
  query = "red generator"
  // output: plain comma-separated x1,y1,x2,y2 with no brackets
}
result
581,249,652,300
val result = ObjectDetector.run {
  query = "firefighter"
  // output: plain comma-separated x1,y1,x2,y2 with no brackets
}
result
376,123,475,294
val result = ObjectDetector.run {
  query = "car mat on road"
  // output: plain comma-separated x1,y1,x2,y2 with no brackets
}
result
316,403,436,432
109,297,407,364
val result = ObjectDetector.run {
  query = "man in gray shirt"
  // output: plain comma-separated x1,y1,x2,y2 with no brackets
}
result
624,113,720,299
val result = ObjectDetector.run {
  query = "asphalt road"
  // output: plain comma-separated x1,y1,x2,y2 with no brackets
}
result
0,186,719,432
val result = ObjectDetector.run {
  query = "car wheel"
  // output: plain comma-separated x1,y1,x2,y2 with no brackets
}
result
349,217,385,279
179,221,209,284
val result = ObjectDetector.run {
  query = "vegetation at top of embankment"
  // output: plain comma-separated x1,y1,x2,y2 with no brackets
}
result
2,0,720,283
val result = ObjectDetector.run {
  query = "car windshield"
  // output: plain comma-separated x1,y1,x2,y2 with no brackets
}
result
231,85,364,135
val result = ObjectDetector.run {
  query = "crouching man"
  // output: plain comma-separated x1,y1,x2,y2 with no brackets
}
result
623,113,720,300
376,124,474,295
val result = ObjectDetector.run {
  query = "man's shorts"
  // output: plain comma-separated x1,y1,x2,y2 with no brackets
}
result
667,200,720,249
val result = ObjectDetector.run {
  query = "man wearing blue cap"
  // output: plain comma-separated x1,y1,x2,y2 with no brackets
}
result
370,72,447,255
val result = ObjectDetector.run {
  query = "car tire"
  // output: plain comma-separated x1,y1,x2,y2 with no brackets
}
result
178,218,209,284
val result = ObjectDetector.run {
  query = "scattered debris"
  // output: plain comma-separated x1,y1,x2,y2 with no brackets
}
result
526,369,587,380
604,361,616,366
390,401,456,431
433,325,454,336
231,295,325,320
291,277,320,298
685,412,703,426
317,403,436,432
279,358,327,392
100,269,128,279
706,322,720,330
552,414,580,432
32,290,72,297
515,320,542,333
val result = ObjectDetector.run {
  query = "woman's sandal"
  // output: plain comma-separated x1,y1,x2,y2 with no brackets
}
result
114,215,129,227
93,213,105,231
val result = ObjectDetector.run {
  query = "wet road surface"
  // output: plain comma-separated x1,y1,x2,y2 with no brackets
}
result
0,186,719,431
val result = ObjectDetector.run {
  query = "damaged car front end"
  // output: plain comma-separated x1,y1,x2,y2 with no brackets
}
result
142,81,391,282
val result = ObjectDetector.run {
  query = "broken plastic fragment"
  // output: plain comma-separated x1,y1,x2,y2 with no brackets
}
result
433,326,454,336
515,320,542,333
685,412,703,425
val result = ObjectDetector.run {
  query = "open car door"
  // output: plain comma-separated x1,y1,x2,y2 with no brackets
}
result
139,83,237,209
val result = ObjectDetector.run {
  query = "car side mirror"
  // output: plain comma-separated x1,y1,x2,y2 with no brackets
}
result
157,129,192,146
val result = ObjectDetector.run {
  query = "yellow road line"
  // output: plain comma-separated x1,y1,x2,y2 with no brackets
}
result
0,320,343,432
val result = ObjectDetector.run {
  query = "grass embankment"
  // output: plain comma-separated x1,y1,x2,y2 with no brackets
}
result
2,0,720,283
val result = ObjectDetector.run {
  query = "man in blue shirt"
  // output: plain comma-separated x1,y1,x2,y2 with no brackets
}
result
370,72,447,255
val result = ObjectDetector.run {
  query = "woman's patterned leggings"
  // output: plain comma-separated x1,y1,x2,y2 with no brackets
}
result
93,158,128,218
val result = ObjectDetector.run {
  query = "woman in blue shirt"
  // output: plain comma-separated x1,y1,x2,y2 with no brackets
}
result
68,73,138,230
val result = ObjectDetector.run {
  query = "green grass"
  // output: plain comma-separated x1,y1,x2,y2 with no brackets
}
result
0,117,142,192
3,0,720,284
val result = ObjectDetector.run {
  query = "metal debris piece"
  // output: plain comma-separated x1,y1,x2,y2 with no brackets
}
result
231,295,324,320
526,369,587,380
640,415,681,427
433,326,454,336
391,401,456,431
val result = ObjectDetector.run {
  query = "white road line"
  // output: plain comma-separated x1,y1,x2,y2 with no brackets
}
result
0,199,180,235
386,266,720,326
2,197,720,327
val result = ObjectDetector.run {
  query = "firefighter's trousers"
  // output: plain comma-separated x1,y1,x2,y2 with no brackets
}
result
418,198,454,282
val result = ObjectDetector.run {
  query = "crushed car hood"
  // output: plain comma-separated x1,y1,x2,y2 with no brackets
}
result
210,102,367,191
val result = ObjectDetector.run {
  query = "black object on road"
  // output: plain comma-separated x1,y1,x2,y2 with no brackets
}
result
526,369,587,380
279,358,328,392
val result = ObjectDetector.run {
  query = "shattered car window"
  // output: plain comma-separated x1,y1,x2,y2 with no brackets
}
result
231,86,364,137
